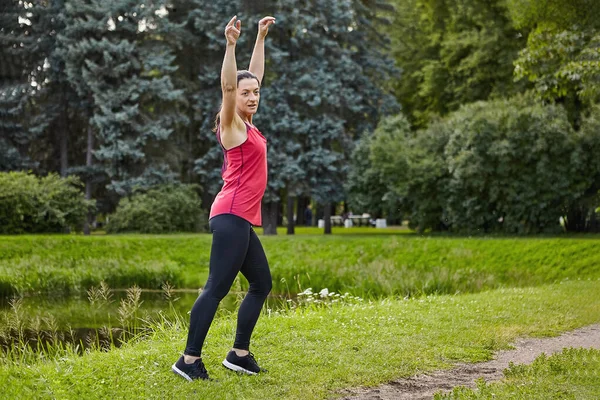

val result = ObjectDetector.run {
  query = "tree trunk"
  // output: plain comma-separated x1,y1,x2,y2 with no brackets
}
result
262,201,279,235
59,130,68,177
58,85,69,177
324,201,332,234
565,206,586,232
83,124,93,235
287,194,295,235
296,196,306,226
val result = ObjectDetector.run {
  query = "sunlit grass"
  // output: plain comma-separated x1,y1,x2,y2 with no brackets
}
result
1,234,600,298
0,280,599,399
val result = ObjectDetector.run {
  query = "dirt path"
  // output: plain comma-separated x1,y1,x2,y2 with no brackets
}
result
340,324,600,400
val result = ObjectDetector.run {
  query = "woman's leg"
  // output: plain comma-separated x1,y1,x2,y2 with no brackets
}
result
184,214,251,357
233,227,272,351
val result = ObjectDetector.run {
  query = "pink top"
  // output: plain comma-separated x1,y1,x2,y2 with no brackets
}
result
209,123,268,226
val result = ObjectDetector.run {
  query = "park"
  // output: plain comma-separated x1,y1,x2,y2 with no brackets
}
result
2,0,600,399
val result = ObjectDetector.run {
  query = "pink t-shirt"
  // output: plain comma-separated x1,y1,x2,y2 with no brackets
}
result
209,123,268,226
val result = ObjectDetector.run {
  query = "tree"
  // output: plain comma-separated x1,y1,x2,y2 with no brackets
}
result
362,96,600,233
346,124,404,223
441,97,591,233
564,104,600,231
58,0,187,209
514,29,600,128
367,114,450,232
0,1,46,172
255,0,399,234
508,0,600,128
385,0,527,128
189,1,397,235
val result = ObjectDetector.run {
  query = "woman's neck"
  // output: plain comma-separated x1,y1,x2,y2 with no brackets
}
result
240,114,253,126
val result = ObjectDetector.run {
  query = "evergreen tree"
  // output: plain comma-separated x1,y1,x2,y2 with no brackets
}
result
255,0,398,233
0,1,43,171
188,1,397,233
58,0,187,206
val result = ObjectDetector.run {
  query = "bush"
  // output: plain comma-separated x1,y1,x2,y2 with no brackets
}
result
364,96,600,233
441,97,593,233
105,184,206,233
0,171,91,234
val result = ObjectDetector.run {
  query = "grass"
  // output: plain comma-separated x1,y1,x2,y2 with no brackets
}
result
438,348,600,399
0,280,598,398
1,233,600,298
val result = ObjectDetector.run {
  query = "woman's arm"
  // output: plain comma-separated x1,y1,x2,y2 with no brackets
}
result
220,16,242,131
248,16,276,84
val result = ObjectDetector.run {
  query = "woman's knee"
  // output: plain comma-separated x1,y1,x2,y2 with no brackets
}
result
202,282,231,302
249,278,272,297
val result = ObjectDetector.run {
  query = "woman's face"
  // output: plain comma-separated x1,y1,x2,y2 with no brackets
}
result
237,78,260,117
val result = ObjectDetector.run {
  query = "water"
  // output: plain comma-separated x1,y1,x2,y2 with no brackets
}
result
0,290,286,354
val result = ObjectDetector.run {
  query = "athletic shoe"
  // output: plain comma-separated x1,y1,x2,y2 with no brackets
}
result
171,355,210,381
222,351,266,375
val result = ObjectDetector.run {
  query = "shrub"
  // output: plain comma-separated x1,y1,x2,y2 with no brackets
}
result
0,171,91,234
105,184,206,233
363,96,600,233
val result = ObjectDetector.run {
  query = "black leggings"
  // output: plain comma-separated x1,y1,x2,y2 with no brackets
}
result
184,213,272,357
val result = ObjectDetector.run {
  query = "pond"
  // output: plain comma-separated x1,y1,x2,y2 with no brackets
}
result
0,289,287,355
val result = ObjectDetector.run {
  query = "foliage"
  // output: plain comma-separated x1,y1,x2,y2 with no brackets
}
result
0,280,599,399
57,0,187,198
506,0,600,31
189,0,399,229
515,27,600,116
364,96,600,233
441,97,593,233
105,184,206,234
355,113,451,232
345,141,402,222
0,0,48,172
509,0,600,127
0,171,91,234
385,0,526,127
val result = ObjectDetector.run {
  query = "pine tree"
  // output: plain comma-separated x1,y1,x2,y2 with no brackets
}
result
58,0,187,205
254,0,399,233
182,1,398,234
0,1,43,171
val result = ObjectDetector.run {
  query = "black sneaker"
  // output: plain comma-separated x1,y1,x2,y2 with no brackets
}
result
222,351,266,375
172,355,210,381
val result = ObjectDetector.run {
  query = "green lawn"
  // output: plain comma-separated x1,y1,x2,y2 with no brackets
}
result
1,233,599,297
0,280,599,399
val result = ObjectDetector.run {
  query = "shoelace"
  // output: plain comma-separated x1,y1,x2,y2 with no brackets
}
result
190,358,209,378
246,352,263,371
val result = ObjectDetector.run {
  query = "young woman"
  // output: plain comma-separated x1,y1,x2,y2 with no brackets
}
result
172,15,276,381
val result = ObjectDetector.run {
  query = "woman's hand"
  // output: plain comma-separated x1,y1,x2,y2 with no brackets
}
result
225,16,241,45
257,16,276,40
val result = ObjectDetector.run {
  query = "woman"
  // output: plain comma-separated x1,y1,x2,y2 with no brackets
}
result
172,14,276,381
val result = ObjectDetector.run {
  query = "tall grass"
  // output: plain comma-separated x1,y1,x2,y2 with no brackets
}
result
0,281,166,364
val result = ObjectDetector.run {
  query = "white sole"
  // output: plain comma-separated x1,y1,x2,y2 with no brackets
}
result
222,359,258,375
171,364,193,382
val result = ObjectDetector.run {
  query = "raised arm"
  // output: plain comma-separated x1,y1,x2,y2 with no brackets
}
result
220,16,242,131
248,16,276,84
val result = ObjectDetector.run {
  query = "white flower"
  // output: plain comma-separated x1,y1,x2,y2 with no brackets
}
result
319,288,329,298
